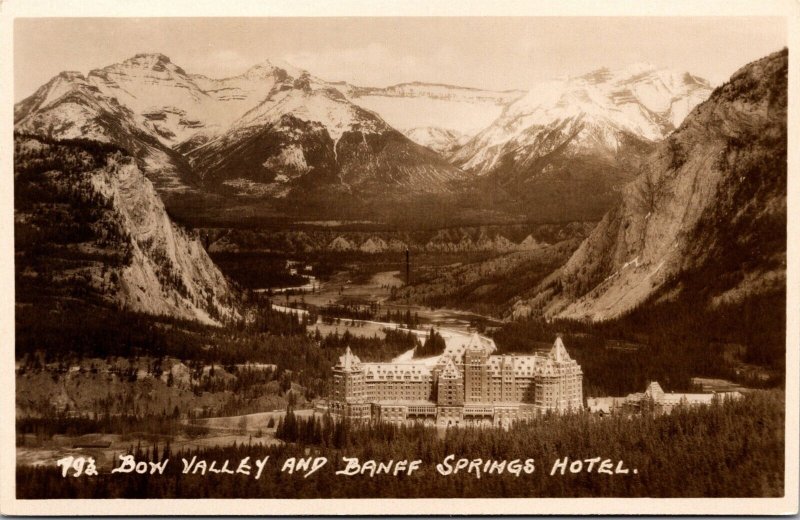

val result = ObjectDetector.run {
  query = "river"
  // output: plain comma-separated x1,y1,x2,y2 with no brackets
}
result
270,270,503,334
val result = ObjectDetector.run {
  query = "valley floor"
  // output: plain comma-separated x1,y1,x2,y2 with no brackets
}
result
16,409,319,469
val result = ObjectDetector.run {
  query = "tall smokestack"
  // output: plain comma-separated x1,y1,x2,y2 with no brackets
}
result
405,248,410,286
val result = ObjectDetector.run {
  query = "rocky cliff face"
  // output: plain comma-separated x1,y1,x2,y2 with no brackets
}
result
15,135,239,324
513,50,787,321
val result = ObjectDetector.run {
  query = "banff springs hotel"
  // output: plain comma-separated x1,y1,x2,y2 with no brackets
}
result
329,333,584,426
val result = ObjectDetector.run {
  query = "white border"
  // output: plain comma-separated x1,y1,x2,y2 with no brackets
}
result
0,0,798,515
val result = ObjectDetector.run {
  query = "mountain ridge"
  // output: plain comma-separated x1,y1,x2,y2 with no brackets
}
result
15,53,470,199
16,52,716,225
452,62,712,173
511,49,787,322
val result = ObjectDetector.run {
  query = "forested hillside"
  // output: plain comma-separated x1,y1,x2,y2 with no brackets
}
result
15,134,239,324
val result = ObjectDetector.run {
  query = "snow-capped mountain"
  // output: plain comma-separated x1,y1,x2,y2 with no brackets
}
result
18,54,306,150
337,82,523,148
14,55,207,193
15,54,467,199
184,71,466,195
445,63,712,222
15,53,714,224
512,50,786,322
452,63,712,174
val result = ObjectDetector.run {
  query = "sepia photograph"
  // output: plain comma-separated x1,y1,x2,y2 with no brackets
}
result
0,0,797,515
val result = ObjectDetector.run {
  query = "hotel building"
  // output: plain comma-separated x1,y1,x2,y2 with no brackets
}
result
329,333,583,426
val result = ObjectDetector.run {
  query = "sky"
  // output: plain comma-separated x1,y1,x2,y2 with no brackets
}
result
14,17,787,101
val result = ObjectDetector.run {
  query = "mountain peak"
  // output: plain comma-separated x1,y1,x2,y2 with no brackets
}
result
579,67,613,84
579,62,663,84
57,70,87,82
244,58,305,79
126,53,172,66
114,53,185,74
133,52,171,62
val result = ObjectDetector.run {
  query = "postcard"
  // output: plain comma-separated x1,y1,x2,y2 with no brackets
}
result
1,0,797,515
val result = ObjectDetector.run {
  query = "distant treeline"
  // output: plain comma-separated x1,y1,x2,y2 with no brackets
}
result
210,252,308,290
17,391,784,498
14,131,129,158
606,288,785,370
17,299,421,406
405,242,578,318
17,300,307,363
491,302,782,397
315,328,419,363
17,292,781,409
318,304,422,329
18,413,185,440
319,302,378,322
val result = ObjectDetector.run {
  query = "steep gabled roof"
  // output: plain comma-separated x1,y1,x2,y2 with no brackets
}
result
439,356,462,380
644,381,665,401
548,336,572,362
441,331,497,362
337,346,362,371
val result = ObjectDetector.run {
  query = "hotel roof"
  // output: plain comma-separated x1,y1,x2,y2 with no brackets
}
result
441,332,497,361
335,346,362,371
